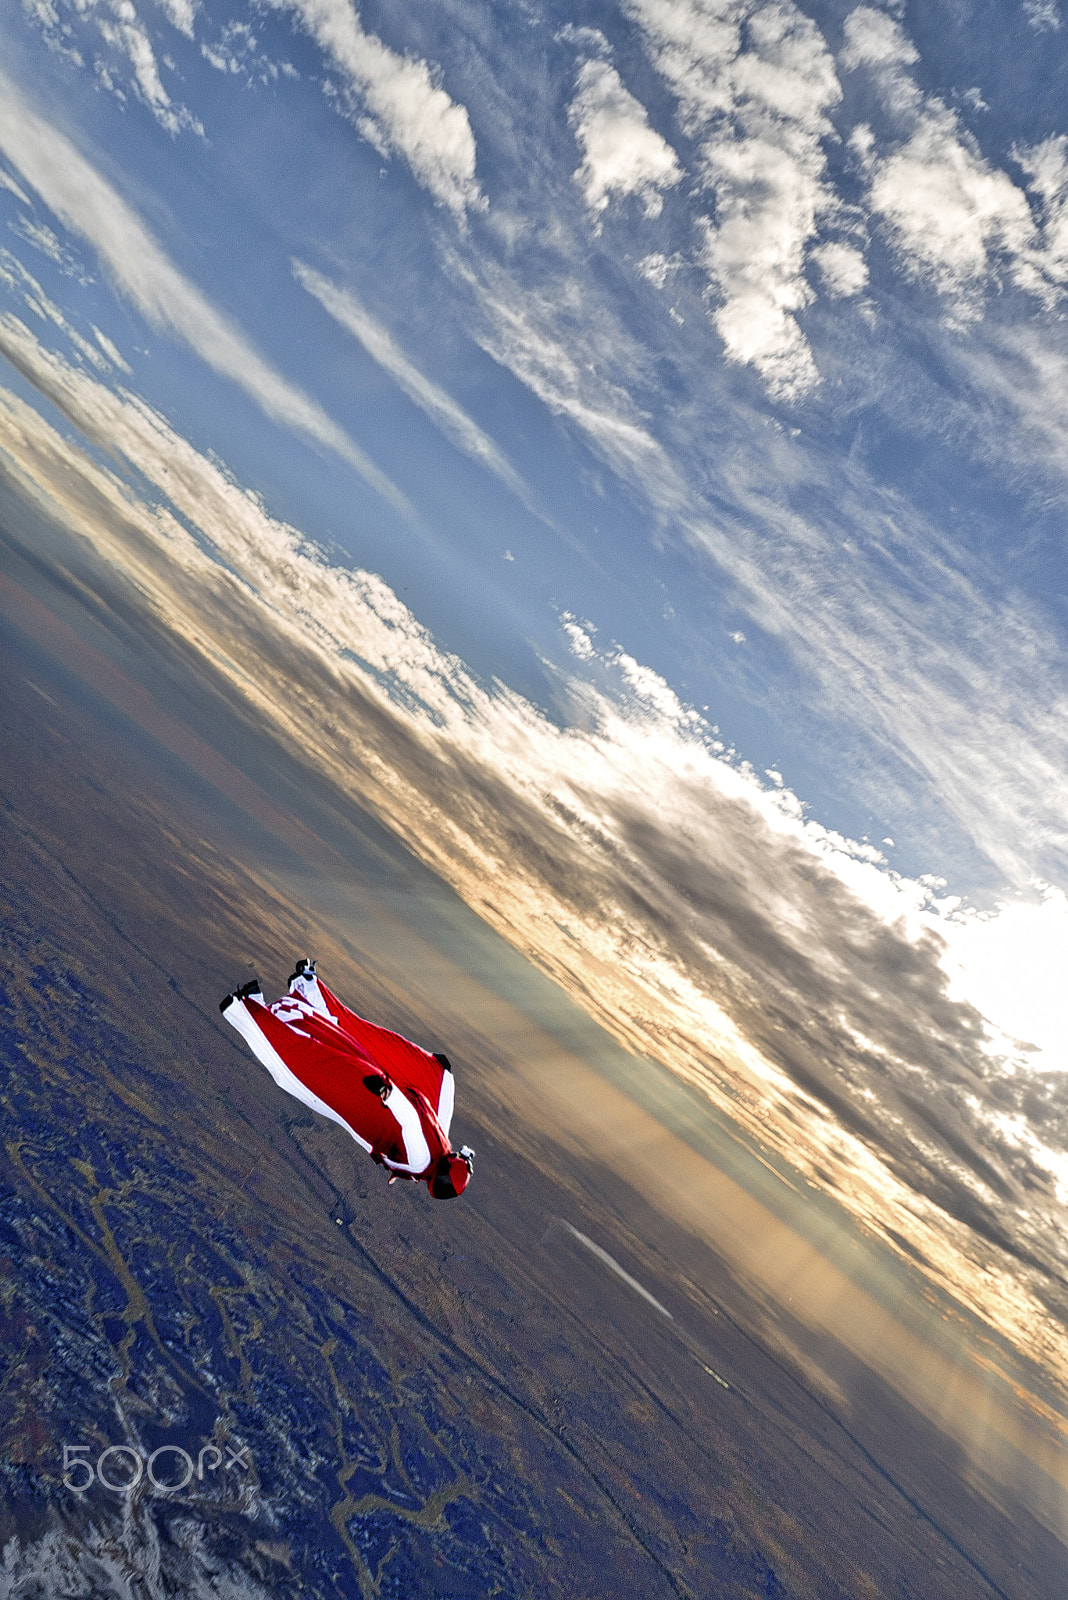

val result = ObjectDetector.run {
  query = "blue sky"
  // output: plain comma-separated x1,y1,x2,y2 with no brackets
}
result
5,0,1068,1374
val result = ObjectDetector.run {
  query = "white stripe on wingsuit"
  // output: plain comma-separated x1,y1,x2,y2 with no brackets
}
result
380,1087,432,1174
223,998,373,1153
437,1066,455,1139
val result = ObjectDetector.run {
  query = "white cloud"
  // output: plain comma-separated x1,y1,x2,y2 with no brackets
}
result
451,249,693,519
623,0,739,130
561,613,596,658
9,210,92,284
293,261,539,511
810,239,868,296
264,0,482,216
150,0,196,37
0,70,412,516
861,112,1036,311
842,8,1068,314
941,887,1068,1074
22,0,203,134
96,4,203,135
839,6,918,77
555,24,611,56
950,318,1068,523
568,57,682,220
0,167,32,207
92,323,132,371
0,246,107,367
10,214,66,266
1024,0,1061,30
200,21,287,83
636,250,681,289
626,0,845,400
1014,135,1068,281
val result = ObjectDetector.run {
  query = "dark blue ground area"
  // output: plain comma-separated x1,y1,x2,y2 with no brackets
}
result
0,913,683,1600
0,948,550,1600
0,1042,531,1598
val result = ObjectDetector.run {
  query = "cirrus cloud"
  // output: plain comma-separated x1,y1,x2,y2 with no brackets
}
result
0,68,412,516
293,260,540,513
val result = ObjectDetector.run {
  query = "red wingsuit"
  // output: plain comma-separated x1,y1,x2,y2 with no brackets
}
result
221,965,471,1198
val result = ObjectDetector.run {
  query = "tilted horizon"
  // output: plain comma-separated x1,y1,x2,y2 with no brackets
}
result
3,0,1068,1585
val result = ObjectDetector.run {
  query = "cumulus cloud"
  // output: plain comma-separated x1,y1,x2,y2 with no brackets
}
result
842,7,1068,314
201,20,289,83
869,125,1033,307
626,0,845,400
568,57,682,220
293,261,539,511
839,5,918,77
4,324,1068,1381
0,70,411,515
636,250,681,289
810,239,868,296
263,0,482,216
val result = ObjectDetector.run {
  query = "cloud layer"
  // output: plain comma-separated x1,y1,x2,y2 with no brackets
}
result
8,0,1068,1409
3,323,1068,1389
452,220,1068,903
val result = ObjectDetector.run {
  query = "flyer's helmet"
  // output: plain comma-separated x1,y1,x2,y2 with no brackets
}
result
429,1149,474,1200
